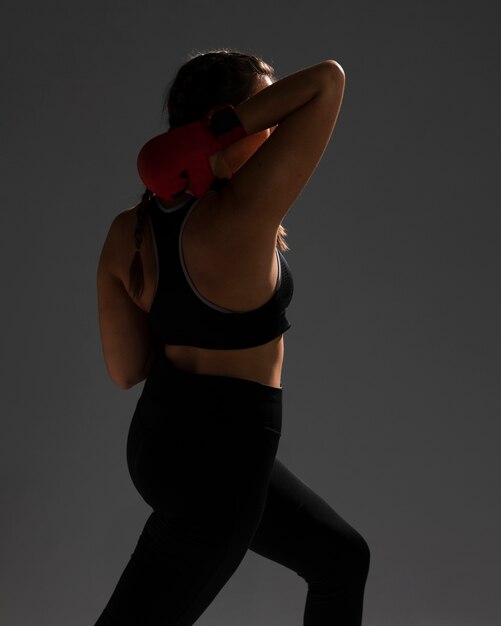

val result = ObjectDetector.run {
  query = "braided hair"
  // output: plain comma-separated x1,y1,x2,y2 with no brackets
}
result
129,48,289,300
128,187,154,299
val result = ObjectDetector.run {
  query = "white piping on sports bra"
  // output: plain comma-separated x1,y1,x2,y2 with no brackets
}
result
154,194,196,213
149,194,282,314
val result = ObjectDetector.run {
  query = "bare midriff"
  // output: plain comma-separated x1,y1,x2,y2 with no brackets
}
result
163,335,284,389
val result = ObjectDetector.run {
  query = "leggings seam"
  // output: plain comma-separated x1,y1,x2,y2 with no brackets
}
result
263,425,281,435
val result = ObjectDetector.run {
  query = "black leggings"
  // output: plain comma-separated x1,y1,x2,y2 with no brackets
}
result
94,352,370,625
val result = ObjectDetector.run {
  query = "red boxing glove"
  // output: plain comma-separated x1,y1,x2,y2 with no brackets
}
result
137,105,248,201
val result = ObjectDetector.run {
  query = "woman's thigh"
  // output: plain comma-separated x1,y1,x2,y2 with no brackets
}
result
249,457,370,583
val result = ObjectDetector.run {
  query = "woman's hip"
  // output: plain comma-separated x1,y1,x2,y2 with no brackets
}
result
126,351,282,524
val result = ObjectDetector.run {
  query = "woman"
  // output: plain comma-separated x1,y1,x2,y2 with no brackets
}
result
95,49,370,625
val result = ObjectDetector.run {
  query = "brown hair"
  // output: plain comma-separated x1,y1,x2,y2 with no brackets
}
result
129,47,289,300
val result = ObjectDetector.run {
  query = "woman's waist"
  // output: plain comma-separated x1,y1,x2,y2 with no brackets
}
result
163,335,285,389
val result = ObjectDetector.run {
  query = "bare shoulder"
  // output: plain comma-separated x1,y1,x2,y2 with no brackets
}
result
113,204,139,231
99,205,140,280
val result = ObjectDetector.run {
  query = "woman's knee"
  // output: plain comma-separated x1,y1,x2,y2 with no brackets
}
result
337,529,371,582
310,526,371,584
353,531,370,576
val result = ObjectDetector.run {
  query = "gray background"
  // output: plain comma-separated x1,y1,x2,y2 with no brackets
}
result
1,1,500,625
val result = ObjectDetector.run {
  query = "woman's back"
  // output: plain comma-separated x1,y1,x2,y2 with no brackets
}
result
111,187,290,388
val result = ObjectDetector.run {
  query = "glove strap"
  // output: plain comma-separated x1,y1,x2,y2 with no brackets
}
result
208,105,247,149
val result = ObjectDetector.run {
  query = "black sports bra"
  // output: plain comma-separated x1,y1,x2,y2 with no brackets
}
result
147,192,294,349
